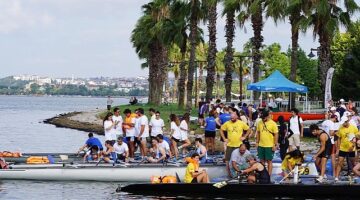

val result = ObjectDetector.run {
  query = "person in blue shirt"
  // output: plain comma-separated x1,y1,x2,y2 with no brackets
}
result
204,110,217,154
78,132,104,154
218,107,232,154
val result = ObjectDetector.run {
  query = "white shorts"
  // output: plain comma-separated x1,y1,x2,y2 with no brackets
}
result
288,134,301,147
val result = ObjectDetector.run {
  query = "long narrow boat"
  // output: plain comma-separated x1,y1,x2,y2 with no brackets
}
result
119,182,360,198
0,162,317,182
271,112,325,122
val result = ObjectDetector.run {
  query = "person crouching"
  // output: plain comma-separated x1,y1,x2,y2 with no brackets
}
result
239,154,270,184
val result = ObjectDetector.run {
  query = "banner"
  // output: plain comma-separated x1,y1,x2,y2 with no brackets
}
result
324,67,335,109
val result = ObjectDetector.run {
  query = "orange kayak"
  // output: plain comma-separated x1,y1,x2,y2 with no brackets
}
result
271,112,325,122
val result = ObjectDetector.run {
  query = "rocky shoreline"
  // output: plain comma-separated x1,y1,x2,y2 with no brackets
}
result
43,111,104,135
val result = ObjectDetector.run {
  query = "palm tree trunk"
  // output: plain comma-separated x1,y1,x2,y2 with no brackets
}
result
224,11,235,102
216,70,220,98
318,28,331,102
173,73,179,103
289,14,300,109
186,0,199,111
251,11,264,100
206,2,217,101
178,44,187,109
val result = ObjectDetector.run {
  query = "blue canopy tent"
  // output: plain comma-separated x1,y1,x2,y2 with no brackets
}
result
247,70,308,111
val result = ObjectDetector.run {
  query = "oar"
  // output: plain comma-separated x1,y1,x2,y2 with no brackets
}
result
279,158,314,184
213,175,239,189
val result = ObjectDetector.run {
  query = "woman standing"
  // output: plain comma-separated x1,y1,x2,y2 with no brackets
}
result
103,112,116,144
204,110,216,154
178,113,191,154
169,114,182,159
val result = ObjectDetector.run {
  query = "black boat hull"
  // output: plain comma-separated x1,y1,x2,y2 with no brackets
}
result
119,183,360,198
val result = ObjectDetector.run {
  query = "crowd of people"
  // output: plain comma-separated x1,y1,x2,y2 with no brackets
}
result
77,97,360,184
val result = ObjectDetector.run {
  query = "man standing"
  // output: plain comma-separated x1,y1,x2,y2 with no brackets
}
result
107,96,113,111
112,108,123,139
230,144,251,177
135,108,149,159
310,124,332,183
335,117,359,181
220,112,251,177
321,114,338,177
256,110,278,176
123,109,136,159
288,108,304,150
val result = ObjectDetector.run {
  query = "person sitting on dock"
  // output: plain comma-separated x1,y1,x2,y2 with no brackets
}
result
240,154,270,184
309,124,332,183
184,153,210,183
157,134,172,158
281,147,304,180
230,144,250,178
101,140,116,163
195,138,207,164
114,136,129,163
77,132,103,154
147,138,168,163
83,145,101,162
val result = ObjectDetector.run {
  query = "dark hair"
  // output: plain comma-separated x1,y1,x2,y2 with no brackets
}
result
149,108,155,113
91,145,99,151
261,110,269,119
123,109,131,114
209,110,215,117
105,140,113,146
288,149,303,158
155,111,161,115
309,124,320,133
182,113,190,123
277,115,285,124
113,107,120,113
191,152,200,158
156,134,164,140
88,132,94,138
170,114,180,126
351,107,358,115
137,108,144,115
117,136,123,141
152,137,159,143
103,112,113,125
291,108,299,115
195,138,202,144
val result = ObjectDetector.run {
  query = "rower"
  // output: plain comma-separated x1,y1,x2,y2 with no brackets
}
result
157,134,172,158
147,138,168,163
83,145,101,162
310,124,332,183
102,140,117,163
77,132,103,154
195,138,207,164
240,154,270,184
184,153,210,183
281,146,304,180
113,136,129,163
230,144,250,178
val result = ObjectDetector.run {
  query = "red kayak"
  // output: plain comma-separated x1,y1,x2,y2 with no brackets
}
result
271,112,325,122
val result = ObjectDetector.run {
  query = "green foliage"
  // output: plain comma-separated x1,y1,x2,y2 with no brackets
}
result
261,43,291,77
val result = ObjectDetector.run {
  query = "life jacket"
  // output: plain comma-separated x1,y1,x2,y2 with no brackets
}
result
150,175,178,184
0,151,22,157
185,157,199,170
26,156,50,164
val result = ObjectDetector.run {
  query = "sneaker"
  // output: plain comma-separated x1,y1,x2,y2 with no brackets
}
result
316,177,324,183
178,146,183,150
324,174,328,180
334,177,339,182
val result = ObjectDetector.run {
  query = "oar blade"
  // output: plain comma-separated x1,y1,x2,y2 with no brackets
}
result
213,181,227,189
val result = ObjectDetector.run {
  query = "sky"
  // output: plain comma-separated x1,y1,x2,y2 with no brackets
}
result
0,0,358,78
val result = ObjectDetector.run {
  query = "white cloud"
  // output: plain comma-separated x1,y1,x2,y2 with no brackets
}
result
0,0,54,33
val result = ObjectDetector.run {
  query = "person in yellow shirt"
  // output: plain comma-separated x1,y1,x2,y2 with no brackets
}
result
281,147,304,180
220,112,251,177
184,153,209,183
334,117,359,181
256,110,279,176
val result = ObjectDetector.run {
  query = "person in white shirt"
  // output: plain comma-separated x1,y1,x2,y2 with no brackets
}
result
330,107,340,122
103,112,117,143
321,114,337,177
123,109,136,159
112,108,123,138
135,108,149,158
230,144,251,177
113,136,129,162
147,138,167,163
169,114,182,159
178,113,191,154
288,108,304,149
157,134,172,158
149,108,156,121
149,111,165,138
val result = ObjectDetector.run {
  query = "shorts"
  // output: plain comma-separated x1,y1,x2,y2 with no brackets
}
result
107,105,111,110
198,114,204,119
225,147,238,161
318,146,331,159
171,137,180,143
338,150,356,158
135,137,148,145
117,154,126,162
220,131,228,142
126,136,135,142
257,147,274,161
191,178,198,183
205,130,216,138
288,134,301,147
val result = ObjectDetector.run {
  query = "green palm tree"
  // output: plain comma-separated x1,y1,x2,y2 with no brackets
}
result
222,0,241,102
131,0,172,105
303,0,359,97
186,0,206,111
205,0,218,101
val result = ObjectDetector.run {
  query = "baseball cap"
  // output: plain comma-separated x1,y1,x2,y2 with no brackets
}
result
330,107,336,111
340,99,345,102
341,116,350,124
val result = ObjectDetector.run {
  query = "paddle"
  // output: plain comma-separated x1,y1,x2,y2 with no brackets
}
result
213,175,240,189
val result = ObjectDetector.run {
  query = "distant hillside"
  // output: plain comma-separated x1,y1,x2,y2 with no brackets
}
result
0,76,29,88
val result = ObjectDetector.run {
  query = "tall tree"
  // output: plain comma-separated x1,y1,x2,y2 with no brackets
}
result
303,0,359,99
205,0,218,101
131,0,171,105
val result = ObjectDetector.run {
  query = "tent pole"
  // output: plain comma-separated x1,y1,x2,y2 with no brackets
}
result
306,93,309,113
